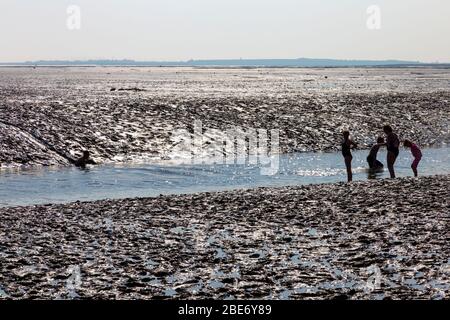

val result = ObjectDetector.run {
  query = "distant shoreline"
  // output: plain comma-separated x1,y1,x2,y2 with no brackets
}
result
1,58,449,69
1,64,450,69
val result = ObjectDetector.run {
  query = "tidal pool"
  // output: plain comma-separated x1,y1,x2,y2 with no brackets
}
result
1,147,448,207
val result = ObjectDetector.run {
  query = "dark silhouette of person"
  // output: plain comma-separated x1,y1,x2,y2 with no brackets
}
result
383,125,400,178
367,137,385,170
341,130,357,182
71,151,96,168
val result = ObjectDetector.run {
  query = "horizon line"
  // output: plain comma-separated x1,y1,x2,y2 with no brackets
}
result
1,57,449,67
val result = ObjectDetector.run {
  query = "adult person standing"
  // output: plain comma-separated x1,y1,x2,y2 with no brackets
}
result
383,125,400,178
341,130,358,182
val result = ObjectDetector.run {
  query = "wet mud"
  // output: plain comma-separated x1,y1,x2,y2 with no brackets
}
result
0,175,448,299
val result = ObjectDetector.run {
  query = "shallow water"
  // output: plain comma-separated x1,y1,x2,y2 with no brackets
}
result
0,147,448,207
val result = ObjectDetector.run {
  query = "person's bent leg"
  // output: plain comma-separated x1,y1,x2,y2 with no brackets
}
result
374,160,384,169
411,164,418,177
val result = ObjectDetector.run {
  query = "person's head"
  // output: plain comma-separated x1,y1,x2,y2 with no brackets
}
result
342,130,350,139
82,150,90,158
377,137,384,144
403,139,412,148
383,125,393,134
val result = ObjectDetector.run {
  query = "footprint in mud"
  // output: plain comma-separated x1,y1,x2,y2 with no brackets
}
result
249,246,269,259
295,286,319,294
290,253,301,266
170,226,187,234
279,289,292,300
214,248,227,260
145,259,159,270
164,288,177,297
307,228,319,237
0,286,9,298
208,279,225,290
189,280,204,294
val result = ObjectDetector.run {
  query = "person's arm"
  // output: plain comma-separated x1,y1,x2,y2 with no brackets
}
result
394,135,400,148
86,159,97,165
350,140,358,148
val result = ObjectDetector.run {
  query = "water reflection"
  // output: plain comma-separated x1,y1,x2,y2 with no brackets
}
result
1,147,449,207
367,168,385,180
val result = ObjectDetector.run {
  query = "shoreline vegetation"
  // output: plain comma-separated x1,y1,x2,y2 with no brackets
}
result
0,175,448,299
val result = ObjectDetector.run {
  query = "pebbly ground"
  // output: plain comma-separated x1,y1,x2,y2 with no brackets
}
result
0,175,448,300
1,67,449,167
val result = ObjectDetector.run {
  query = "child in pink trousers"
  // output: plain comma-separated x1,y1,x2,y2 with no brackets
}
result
404,140,422,177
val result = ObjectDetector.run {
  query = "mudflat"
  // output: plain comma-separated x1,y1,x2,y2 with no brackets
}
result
1,67,449,167
0,175,448,299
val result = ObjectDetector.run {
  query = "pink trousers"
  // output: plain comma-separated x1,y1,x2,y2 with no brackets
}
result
412,157,422,170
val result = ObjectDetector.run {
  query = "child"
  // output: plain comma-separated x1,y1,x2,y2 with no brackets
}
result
342,131,358,182
404,140,422,177
367,137,385,170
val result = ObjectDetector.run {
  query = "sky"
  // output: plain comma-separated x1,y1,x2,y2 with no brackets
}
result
0,0,449,63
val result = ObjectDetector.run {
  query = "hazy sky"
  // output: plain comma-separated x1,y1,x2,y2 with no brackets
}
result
1,0,449,62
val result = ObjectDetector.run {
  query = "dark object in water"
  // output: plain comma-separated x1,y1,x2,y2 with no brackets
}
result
70,151,97,168
367,157,384,169
118,87,146,92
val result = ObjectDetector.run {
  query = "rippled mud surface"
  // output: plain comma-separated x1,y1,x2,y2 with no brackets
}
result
0,175,448,299
1,67,449,167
